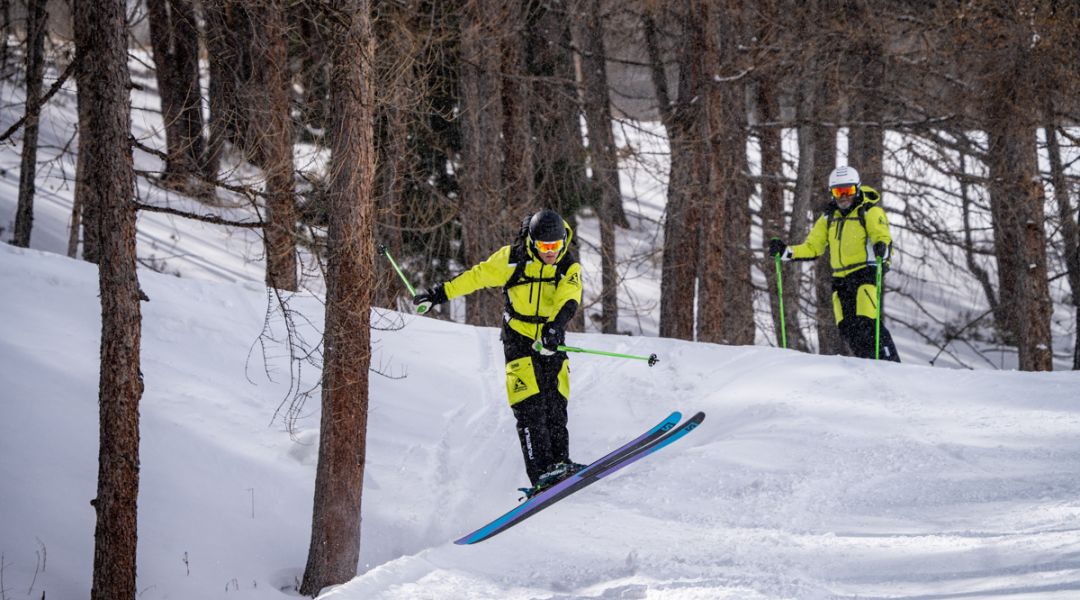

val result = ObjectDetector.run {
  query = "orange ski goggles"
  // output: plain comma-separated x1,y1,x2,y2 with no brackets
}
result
535,238,565,254
831,184,858,198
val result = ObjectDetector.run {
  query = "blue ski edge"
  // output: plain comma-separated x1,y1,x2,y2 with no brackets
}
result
453,411,681,545
454,411,704,545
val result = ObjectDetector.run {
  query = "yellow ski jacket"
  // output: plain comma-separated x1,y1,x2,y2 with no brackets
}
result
444,221,583,340
789,185,893,278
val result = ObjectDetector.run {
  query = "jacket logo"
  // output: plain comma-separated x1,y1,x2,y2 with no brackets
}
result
566,272,580,287
512,377,529,393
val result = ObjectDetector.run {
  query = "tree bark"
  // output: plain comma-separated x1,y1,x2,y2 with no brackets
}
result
201,0,235,181
1045,120,1080,369
757,75,806,351
526,0,590,226
717,39,753,344
577,0,621,333
846,36,885,187
648,4,697,341
75,70,101,263
501,0,533,207
249,0,298,291
146,0,205,189
985,109,1052,371
76,1,144,599
458,0,511,327
811,102,843,355
0,0,10,70
697,0,752,345
299,0,375,594
13,0,47,247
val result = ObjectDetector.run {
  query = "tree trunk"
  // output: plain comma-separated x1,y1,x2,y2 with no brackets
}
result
1045,121,1080,369
75,73,100,263
647,4,697,341
76,1,144,599
501,0,533,208
811,102,843,355
248,0,298,291
201,0,235,181
526,0,590,227
146,0,205,189
577,0,620,333
218,3,264,166
756,74,805,350
0,0,10,70
718,112,753,337
299,0,375,594
292,0,331,137
13,0,47,248
986,112,1052,371
697,0,752,346
846,37,885,187
458,0,510,327
785,77,820,352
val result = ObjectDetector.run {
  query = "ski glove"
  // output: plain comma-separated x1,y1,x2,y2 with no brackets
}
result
873,241,888,259
768,238,787,259
413,284,447,314
539,323,565,355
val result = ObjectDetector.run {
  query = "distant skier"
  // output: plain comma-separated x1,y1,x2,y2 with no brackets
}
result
769,165,901,362
413,209,587,495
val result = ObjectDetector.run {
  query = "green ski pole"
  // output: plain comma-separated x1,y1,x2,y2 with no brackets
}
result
774,254,788,349
875,255,883,360
532,341,659,367
378,244,429,313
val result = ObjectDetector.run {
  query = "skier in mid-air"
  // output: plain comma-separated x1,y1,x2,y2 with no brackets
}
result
414,209,586,496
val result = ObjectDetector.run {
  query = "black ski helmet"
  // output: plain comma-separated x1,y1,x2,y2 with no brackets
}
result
528,209,566,243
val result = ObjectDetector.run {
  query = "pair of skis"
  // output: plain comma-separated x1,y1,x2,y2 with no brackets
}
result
454,410,705,545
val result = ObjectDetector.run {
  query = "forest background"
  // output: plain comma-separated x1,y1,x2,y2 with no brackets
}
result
2,0,1079,598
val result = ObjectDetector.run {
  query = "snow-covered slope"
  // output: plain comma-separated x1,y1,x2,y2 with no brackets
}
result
2,243,1079,599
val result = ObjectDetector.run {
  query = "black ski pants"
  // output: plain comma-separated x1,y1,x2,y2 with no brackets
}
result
833,269,901,362
503,325,571,486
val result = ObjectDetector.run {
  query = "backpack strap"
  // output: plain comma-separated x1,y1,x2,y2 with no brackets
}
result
502,250,576,325
826,202,869,234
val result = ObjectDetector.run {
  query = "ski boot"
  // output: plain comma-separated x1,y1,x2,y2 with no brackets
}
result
517,461,588,501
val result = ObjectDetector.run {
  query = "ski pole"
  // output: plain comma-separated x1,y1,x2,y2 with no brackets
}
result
875,255,883,360
533,342,659,367
378,244,428,314
774,254,788,349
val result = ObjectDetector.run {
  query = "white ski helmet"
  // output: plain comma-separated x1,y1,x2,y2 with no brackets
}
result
828,165,860,189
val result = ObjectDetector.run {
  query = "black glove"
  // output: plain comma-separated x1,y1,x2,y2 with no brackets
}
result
413,284,447,314
873,241,888,259
540,323,565,353
768,237,787,258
